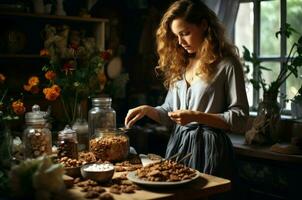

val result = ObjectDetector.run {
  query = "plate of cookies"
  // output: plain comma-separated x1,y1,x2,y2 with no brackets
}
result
127,159,200,187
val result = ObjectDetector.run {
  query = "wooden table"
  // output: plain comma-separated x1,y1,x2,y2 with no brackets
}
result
67,171,231,200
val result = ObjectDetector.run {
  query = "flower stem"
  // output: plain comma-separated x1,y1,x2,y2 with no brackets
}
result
72,91,78,123
60,96,71,124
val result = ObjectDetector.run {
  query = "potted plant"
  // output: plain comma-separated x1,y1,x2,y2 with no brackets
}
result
244,23,302,145
291,82,302,119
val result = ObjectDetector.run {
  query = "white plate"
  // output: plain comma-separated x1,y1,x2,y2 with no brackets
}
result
127,170,200,187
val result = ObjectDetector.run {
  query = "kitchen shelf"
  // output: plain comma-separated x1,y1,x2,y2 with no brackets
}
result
0,54,44,59
0,12,108,23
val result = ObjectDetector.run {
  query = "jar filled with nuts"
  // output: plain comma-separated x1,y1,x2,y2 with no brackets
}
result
89,129,129,162
23,105,52,158
57,125,78,159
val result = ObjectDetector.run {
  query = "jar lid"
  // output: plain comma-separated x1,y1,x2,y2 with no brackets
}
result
58,125,76,135
92,97,112,106
25,105,47,124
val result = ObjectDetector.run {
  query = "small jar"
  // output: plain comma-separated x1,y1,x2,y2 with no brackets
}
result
89,129,129,162
57,125,78,159
72,118,89,152
23,105,52,158
88,97,116,138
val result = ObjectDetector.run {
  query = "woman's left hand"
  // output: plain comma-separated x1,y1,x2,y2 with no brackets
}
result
168,110,197,125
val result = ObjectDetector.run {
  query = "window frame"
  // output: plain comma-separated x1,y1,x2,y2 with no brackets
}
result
236,0,291,114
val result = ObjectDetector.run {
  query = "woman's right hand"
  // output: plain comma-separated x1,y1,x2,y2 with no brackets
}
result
124,105,149,128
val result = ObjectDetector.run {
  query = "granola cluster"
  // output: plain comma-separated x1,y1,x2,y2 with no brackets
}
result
136,160,197,182
90,135,129,161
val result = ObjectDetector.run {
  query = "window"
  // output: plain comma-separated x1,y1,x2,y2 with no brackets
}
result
235,0,302,113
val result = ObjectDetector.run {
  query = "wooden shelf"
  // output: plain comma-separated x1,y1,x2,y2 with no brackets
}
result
0,12,109,23
0,54,45,59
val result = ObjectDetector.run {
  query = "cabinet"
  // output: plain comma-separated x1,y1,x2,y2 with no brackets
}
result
0,12,109,94
0,12,108,56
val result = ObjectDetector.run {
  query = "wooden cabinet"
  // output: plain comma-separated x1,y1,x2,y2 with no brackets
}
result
0,12,108,93
0,12,108,57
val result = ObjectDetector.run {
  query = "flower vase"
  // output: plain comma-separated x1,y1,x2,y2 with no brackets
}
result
245,91,281,145
55,0,66,16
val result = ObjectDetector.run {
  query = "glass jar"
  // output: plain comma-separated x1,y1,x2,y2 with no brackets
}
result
89,129,129,162
88,97,116,138
23,105,52,158
72,103,89,152
57,125,78,159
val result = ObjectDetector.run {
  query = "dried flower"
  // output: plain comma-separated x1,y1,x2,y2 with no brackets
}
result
0,73,25,120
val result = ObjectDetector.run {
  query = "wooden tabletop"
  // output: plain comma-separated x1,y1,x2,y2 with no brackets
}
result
67,171,231,200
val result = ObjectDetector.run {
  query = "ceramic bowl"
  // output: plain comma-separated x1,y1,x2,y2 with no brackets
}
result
64,166,81,178
80,163,115,182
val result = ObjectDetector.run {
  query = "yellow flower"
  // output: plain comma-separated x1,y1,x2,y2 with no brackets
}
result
12,100,26,115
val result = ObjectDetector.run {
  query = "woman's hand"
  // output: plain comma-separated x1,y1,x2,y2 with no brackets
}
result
168,110,197,125
124,105,149,128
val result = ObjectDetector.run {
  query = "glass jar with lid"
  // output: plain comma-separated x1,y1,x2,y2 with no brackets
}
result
89,129,129,162
57,125,78,159
88,97,116,138
23,105,52,158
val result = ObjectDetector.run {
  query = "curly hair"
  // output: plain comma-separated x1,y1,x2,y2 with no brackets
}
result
155,0,239,88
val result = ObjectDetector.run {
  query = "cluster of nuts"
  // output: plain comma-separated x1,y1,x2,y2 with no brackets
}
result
79,151,98,163
136,160,197,182
114,161,142,172
107,175,140,194
90,135,129,161
24,129,52,158
75,173,140,199
75,179,114,199
59,156,87,168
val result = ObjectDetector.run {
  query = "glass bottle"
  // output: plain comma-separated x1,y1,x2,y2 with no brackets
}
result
23,105,52,158
72,104,89,152
88,97,116,138
57,125,78,159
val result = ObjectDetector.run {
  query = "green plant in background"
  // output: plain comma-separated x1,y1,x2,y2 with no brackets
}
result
243,23,302,101
244,24,302,145
291,80,302,104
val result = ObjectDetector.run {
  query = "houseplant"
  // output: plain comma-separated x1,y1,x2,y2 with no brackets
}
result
290,81,302,119
244,23,302,145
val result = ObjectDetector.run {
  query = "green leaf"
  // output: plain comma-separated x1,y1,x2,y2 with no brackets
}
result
259,65,272,71
242,46,252,61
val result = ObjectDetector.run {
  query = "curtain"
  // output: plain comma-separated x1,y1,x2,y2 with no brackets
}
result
202,0,240,40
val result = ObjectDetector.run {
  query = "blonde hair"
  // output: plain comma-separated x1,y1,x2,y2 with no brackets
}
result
156,0,239,88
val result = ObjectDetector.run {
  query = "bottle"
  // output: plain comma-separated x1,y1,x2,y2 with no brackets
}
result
88,97,116,138
23,105,52,158
72,104,89,152
57,125,78,159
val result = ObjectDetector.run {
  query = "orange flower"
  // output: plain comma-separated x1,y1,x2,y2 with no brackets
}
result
43,86,60,101
51,84,61,93
12,100,26,115
40,49,49,56
45,70,56,80
98,72,107,85
0,73,5,83
28,76,39,86
24,84,40,94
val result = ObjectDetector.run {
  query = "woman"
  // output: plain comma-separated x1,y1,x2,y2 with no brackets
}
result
125,0,249,180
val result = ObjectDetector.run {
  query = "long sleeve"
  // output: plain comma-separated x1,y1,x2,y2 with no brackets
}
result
155,89,174,127
219,59,249,133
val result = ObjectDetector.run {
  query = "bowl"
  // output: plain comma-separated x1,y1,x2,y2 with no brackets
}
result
80,163,115,182
64,166,81,178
